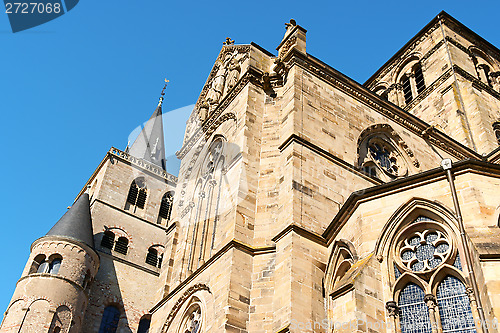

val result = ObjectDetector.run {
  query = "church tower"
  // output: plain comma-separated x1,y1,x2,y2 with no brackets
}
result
0,192,99,333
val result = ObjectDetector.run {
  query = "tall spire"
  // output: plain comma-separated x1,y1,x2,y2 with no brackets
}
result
128,79,168,170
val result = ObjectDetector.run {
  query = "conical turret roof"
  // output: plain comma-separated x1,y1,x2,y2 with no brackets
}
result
46,193,94,248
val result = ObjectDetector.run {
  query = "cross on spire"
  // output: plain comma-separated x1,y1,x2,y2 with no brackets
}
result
223,37,234,45
158,78,169,107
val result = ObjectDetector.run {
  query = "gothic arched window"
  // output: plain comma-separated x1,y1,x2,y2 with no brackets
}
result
126,177,147,212
437,276,477,333
98,306,120,333
398,283,432,333
158,191,174,225
389,215,478,333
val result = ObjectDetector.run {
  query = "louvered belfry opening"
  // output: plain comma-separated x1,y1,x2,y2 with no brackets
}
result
414,64,426,94
101,231,115,249
158,191,174,225
401,76,413,104
146,248,158,267
114,237,129,255
126,178,147,212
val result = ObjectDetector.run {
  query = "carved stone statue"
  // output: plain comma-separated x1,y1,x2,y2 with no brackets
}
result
205,55,231,105
225,55,241,92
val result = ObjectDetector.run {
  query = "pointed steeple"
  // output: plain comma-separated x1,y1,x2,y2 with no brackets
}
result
128,80,168,170
46,192,95,248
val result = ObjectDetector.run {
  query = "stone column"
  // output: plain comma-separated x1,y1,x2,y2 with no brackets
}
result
466,287,486,333
408,72,418,101
425,294,441,333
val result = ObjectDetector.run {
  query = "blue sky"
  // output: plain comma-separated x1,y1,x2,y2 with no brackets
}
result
1,0,499,314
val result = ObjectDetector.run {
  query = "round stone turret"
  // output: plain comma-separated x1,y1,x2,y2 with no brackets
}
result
0,193,99,333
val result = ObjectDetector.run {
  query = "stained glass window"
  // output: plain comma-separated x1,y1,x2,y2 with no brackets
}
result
394,263,402,279
400,230,449,272
399,283,432,333
368,142,398,175
437,276,476,333
453,254,463,271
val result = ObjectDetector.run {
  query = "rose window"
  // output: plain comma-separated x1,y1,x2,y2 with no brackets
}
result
399,229,450,272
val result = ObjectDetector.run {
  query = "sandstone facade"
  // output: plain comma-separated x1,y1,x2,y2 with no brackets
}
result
2,11,500,333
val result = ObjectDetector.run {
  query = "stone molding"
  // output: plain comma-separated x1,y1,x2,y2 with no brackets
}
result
357,123,421,170
283,50,477,161
279,134,382,185
161,283,211,333
323,159,500,243
109,147,177,184
150,239,275,314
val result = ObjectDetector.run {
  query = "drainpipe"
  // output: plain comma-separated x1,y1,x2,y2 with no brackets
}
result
440,159,488,332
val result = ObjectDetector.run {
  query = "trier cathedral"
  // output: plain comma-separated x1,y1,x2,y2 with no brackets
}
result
3,11,500,333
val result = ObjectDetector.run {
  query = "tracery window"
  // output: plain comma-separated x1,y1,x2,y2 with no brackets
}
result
186,137,228,274
399,229,450,272
389,216,477,333
180,304,202,333
358,131,410,181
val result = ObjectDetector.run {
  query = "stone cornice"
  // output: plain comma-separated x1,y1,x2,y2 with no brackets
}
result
98,251,160,276
323,159,500,244
284,49,479,161
278,134,382,185
109,147,177,184
272,223,327,247
90,199,168,231
16,273,85,293
150,239,275,313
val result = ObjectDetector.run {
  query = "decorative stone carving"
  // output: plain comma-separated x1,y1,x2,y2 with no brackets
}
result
161,283,210,333
223,37,234,45
424,294,437,309
386,301,399,317
399,229,450,273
